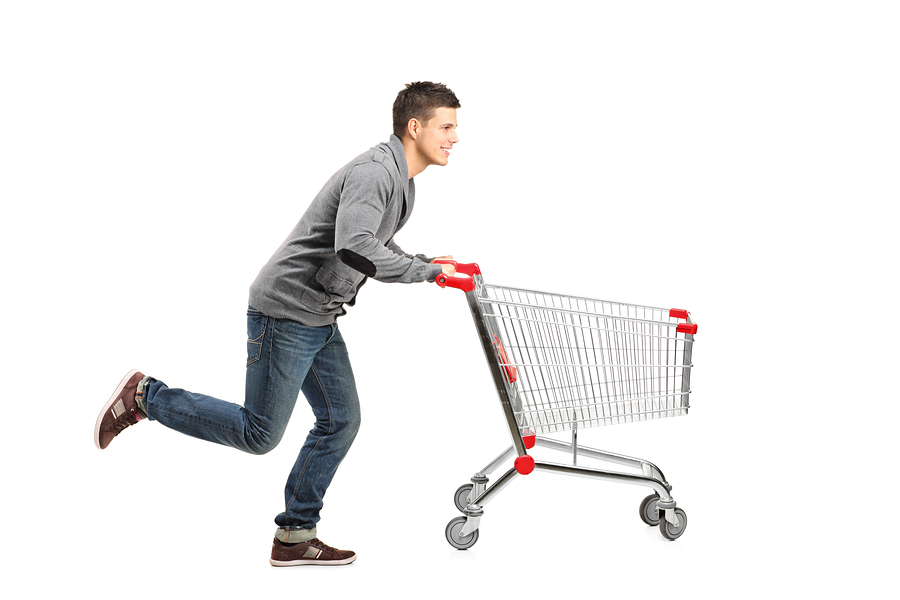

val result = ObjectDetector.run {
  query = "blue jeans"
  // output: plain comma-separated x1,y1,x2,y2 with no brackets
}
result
144,307,361,542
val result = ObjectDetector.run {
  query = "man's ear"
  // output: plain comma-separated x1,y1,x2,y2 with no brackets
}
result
406,118,421,140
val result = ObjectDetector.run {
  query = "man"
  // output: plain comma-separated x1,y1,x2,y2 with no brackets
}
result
94,81,461,566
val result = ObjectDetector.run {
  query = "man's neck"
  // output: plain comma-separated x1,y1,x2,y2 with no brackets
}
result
401,137,427,179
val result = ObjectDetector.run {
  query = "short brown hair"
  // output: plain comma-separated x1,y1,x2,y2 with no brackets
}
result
392,81,461,139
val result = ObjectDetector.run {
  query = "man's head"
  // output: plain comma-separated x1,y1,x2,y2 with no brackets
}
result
392,81,461,140
394,82,461,176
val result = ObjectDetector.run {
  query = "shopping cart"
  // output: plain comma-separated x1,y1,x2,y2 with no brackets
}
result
435,261,697,548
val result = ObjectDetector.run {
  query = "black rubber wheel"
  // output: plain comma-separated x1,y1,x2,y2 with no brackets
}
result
659,507,688,540
454,484,474,513
639,493,661,526
445,516,479,550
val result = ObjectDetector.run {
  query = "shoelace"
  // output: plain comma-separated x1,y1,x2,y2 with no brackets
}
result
309,539,341,554
110,409,141,433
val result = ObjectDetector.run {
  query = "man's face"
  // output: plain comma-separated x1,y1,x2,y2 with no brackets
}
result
414,107,459,167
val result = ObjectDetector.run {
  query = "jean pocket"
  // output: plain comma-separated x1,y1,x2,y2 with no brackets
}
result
246,308,268,366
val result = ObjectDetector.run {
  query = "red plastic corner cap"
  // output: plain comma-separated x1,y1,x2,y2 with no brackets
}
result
677,323,698,335
514,455,535,475
670,308,689,319
523,434,536,449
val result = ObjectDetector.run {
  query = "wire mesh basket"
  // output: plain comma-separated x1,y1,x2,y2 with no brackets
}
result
479,284,695,434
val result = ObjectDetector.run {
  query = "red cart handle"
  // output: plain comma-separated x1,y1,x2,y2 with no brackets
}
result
434,260,481,292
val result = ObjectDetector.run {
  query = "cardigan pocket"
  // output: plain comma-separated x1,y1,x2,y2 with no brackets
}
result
301,264,360,312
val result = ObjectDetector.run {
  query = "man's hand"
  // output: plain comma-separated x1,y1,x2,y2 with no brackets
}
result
432,255,456,276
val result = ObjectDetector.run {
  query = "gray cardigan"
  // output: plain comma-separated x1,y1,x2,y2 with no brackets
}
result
249,135,444,326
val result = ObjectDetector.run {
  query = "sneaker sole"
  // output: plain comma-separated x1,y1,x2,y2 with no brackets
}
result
269,554,357,567
94,369,140,450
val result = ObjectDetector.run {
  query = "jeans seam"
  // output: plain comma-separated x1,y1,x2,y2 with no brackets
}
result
261,316,276,420
284,363,333,520
311,364,335,436
153,406,247,436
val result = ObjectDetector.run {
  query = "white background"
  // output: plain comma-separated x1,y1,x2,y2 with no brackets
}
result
2,1,896,597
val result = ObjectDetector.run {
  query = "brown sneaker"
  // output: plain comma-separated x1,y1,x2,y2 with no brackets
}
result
94,369,148,450
269,538,357,567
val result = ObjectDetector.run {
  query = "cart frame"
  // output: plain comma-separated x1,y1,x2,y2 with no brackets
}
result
436,261,696,547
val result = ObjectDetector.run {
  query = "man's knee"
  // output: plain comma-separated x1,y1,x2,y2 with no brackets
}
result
326,410,361,442
244,427,284,455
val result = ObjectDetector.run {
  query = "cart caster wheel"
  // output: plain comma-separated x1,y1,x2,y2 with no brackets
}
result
454,484,474,513
639,493,661,526
445,516,479,550
659,507,687,540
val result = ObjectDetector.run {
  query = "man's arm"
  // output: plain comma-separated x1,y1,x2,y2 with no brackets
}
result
386,239,429,263
386,242,456,275
334,163,444,282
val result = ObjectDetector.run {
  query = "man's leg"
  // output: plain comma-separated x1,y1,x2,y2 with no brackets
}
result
273,323,361,542
140,308,334,454
99,308,333,456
